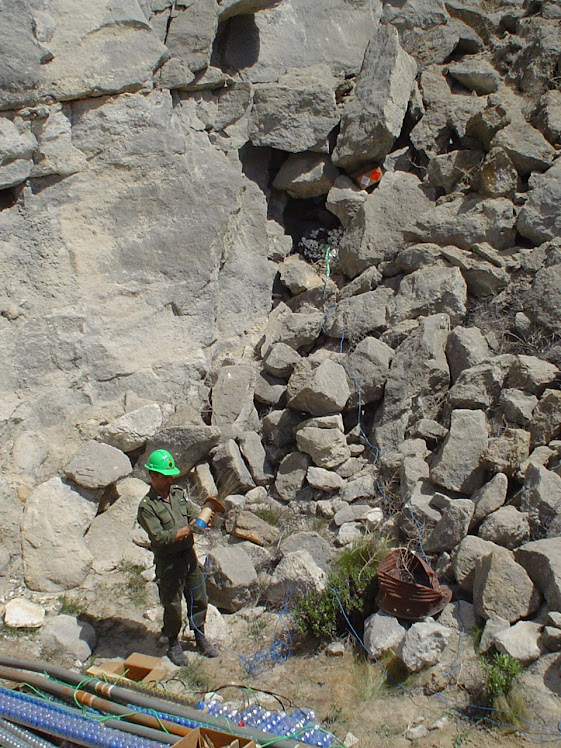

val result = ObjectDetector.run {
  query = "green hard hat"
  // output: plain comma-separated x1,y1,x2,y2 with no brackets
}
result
145,449,181,476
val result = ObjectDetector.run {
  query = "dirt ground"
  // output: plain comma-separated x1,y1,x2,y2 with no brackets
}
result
1,577,559,748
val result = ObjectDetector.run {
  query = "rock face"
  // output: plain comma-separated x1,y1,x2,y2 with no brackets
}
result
2,0,561,714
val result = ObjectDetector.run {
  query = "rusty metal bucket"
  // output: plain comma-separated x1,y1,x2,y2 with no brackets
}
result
376,548,452,621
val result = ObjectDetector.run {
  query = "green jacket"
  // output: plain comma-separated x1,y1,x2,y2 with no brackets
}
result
137,485,199,559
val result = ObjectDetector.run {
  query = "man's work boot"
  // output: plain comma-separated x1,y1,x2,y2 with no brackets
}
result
195,631,219,658
167,639,188,666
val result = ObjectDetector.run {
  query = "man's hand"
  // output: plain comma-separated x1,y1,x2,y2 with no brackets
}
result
174,525,193,542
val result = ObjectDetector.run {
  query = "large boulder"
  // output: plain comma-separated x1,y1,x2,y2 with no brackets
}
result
338,172,434,277
333,25,417,170
248,65,339,152
99,404,163,452
206,545,260,612
144,425,221,475
515,538,561,611
265,550,327,606
390,264,467,326
287,359,350,416
65,441,132,489
211,362,260,438
22,478,96,592
518,160,561,245
473,548,541,623
41,615,97,665
430,409,488,494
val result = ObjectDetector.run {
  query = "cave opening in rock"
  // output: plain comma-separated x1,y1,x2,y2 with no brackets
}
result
211,13,260,73
0,185,20,211
282,196,343,261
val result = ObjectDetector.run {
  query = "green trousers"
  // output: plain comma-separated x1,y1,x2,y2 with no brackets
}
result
155,551,208,642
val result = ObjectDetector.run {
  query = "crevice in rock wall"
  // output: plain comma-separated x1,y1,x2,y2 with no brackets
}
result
211,13,260,73
0,185,22,211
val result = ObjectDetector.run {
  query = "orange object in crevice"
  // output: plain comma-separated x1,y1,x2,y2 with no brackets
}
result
352,165,383,191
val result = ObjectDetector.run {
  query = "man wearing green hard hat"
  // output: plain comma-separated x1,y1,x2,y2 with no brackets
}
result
137,448,219,665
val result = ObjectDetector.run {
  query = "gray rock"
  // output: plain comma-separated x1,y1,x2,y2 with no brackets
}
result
265,550,326,606
278,255,324,295
507,355,558,396
65,441,132,489
211,362,259,439
336,522,364,546
473,548,541,623
217,0,281,22
262,409,303,448
515,538,561,611
499,389,538,426
333,504,373,527
395,243,440,273
238,432,274,486
99,404,163,452
273,153,339,199
0,0,168,110
541,626,561,652
465,96,510,150
447,358,512,411
212,439,256,493
275,451,310,501
340,474,375,503
382,0,448,30
390,264,467,326
425,499,474,553
375,314,450,453
470,472,508,527
479,616,510,653
326,176,368,228
399,481,442,540
249,65,339,152
439,245,509,298
228,510,280,546
30,107,88,179
398,621,452,672
288,359,350,416
491,122,556,178
477,147,518,199
219,0,381,82
530,389,561,448
482,428,531,477
333,25,417,170
405,194,516,251
144,425,221,475
517,160,561,245
206,545,259,612
254,371,285,407
307,466,344,492
430,409,488,494
338,172,434,277
447,60,499,95
427,149,484,193
296,418,351,470
344,337,394,408
280,531,333,573
452,535,501,593
324,287,394,340
519,464,561,538
438,600,476,635
279,312,324,351
534,89,561,146
478,506,530,550
162,0,217,73
363,611,406,658
494,621,543,665
41,615,97,664
517,652,561,730
262,343,301,379
86,477,151,573
445,326,491,383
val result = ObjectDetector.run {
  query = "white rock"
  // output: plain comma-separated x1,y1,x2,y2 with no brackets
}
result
4,598,45,628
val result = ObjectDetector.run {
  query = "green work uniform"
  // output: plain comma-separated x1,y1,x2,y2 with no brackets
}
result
137,485,208,642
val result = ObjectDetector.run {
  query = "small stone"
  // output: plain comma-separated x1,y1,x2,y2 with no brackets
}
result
4,598,45,628
325,641,345,657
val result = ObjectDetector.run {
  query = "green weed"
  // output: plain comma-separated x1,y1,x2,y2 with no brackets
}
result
294,533,394,641
173,659,212,694
58,595,86,617
119,561,148,608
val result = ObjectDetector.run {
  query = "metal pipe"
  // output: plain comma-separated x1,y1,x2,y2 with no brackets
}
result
0,718,57,748
0,657,305,748
0,668,187,738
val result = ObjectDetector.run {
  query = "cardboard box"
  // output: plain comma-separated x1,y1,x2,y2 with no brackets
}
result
351,165,383,190
174,726,257,748
87,653,167,684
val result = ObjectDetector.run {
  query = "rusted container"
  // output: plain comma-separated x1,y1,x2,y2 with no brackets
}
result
376,548,452,621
